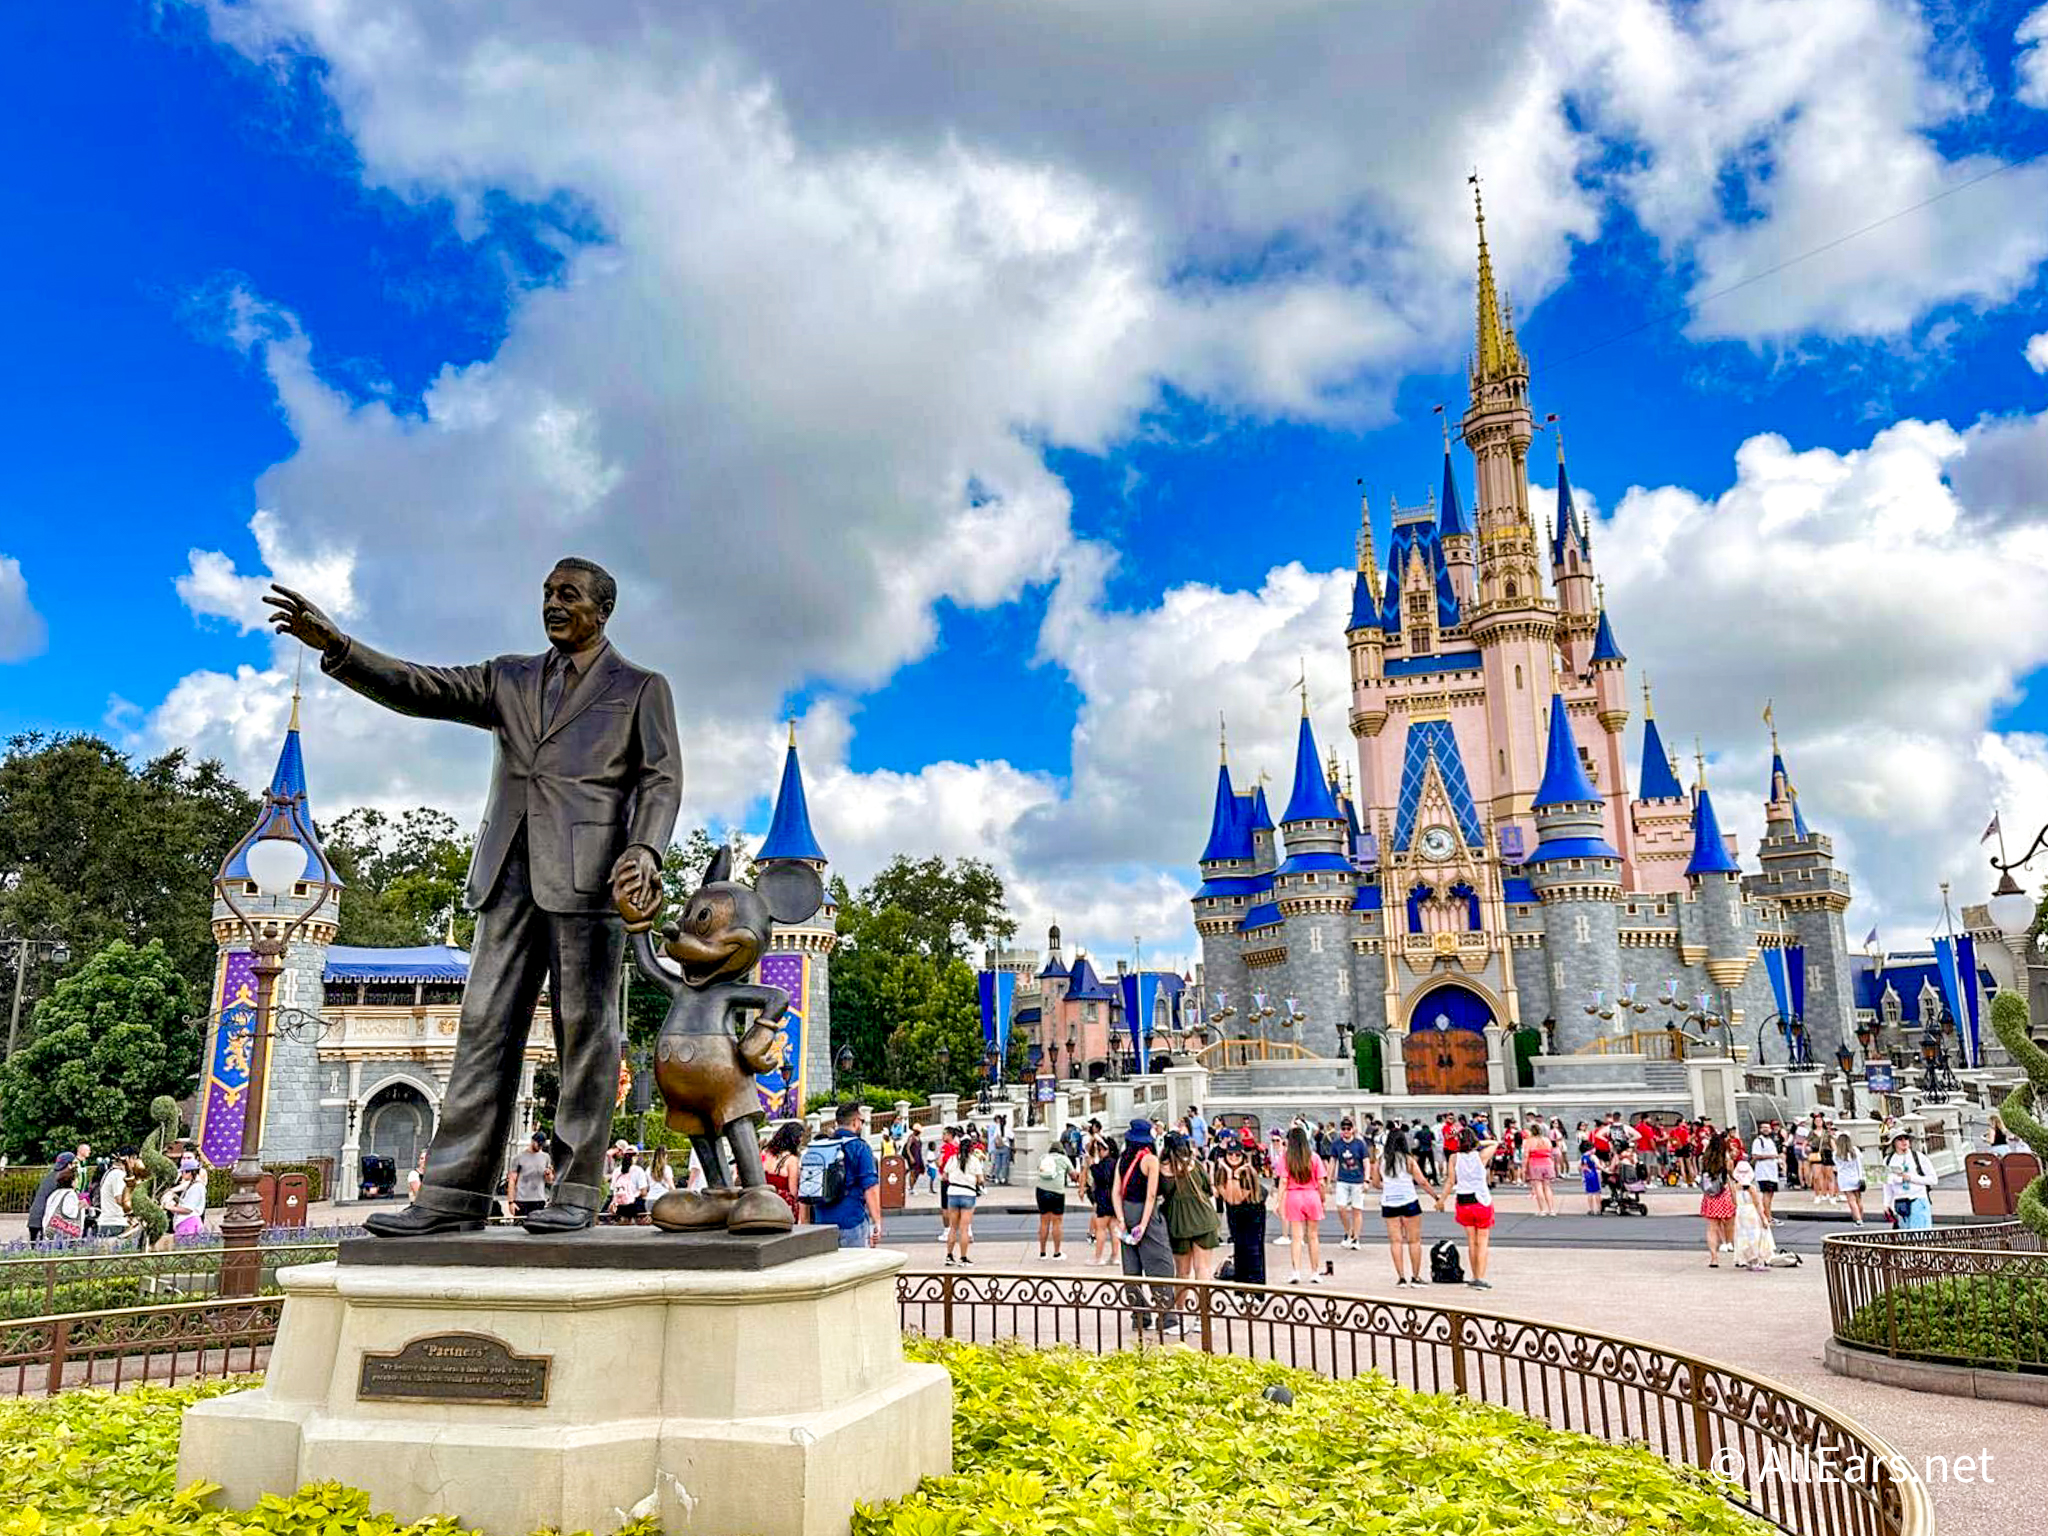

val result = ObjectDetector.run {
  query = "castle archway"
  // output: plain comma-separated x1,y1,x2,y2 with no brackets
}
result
1401,982,1493,1096
363,1080,436,1178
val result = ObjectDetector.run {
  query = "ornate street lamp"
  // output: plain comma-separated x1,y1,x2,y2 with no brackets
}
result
1834,1041,1858,1118
835,1043,857,1098
3,933,71,1061
211,782,339,1297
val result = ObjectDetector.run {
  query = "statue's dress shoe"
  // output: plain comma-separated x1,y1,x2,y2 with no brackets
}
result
519,1202,599,1234
363,1205,484,1238
649,1188,738,1231
727,1186,795,1235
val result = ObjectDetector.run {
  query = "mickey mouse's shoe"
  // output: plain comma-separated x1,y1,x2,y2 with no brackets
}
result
650,1188,737,1231
727,1186,796,1234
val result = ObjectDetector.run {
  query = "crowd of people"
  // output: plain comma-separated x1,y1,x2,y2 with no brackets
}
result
21,1142,213,1248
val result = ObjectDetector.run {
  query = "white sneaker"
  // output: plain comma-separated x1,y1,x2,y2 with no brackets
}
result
1288,1271,1302,1285
1272,1233,1288,1244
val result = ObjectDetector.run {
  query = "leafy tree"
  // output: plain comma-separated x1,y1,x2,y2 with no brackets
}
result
0,734,256,1041
860,855,1015,963
829,855,1020,1096
0,940,200,1158
324,807,474,949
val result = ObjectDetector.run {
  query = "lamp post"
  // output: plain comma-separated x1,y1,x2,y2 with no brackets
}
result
1921,1017,1957,1102
3,935,71,1060
1248,991,1277,1058
977,1050,996,1113
1834,1042,1858,1118
1026,1044,1044,1126
1065,1025,1078,1080
211,782,339,1298
935,1043,952,1096
835,1044,857,1098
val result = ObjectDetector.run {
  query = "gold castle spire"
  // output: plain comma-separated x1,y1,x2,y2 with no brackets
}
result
1470,173,1523,384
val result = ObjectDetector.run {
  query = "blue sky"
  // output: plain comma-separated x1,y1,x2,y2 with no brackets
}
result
6,2,2048,962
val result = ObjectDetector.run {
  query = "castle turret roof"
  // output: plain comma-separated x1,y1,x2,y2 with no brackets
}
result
1199,760,1254,863
1590,606,1624,664
1532,693,1602,809
1552,461,1586,566
758,729,826,863
223,702,339,885
1639,715,1685,801
1347,570,1382,631
1438,450,1472,539
1768,747,1813,838
1281,713,1343,824
1249,783,1275,833
1686,783,1742,876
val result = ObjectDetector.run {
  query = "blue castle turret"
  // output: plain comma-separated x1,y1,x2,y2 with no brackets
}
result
1268,707,1351,1055
1521,693,1622,1049
1193,726,1261,1028
759,722,838,1093
1745,725,1854,1058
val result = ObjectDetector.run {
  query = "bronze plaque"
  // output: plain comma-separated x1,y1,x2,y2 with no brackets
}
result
357,1332,551,1407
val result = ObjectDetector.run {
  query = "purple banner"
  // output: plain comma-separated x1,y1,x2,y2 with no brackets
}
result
196,949,259,1166
754,952,809,1120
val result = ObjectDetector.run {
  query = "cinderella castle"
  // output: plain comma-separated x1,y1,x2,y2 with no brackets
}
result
1192,189,1856,1098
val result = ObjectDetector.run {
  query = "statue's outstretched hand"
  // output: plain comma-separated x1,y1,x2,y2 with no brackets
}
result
612,846,663,932
263,584,343,653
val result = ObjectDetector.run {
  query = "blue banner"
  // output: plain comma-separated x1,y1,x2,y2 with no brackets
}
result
1786,945,1806,1021
977,969,1017,1080
1761,948,1791,1028
1931,935,1963,1058
1954,933,1981,1067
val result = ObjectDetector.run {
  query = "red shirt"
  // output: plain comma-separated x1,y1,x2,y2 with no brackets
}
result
1669,1124,1693,1150
1633,1121,1660,1150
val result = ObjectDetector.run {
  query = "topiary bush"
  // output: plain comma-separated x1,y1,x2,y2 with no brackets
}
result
1990,990,2048,1239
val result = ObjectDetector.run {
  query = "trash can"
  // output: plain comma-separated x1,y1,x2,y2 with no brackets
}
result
272,1172,312,1228
878,1154,908,1212
2001,1153,2042,1216
1965,1153,2007,1216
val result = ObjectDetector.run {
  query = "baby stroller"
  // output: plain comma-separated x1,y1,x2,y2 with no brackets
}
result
1600,1154,1649,1216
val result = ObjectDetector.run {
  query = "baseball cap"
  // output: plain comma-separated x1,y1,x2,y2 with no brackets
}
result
53,1152,75,1170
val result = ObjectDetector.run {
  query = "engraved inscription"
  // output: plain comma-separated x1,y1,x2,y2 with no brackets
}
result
357,1331,550,1406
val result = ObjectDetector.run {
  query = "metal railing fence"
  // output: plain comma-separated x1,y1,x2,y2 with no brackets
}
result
1825,1220,2047,1373
901,1269,1930,1536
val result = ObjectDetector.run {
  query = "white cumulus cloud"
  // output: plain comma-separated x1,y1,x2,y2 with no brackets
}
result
0,555,47,663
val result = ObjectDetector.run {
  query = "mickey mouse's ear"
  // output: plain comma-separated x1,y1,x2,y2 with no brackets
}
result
756,860,824,926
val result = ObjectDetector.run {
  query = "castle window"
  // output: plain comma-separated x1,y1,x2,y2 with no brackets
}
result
1498,749,1506,774
1506,580,1518,600
1514,665,1523,689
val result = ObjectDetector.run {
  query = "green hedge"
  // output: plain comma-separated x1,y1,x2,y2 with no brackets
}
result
1842,1272,2048,1371
0,1342,1773,1536
0,1165,52,1214
1,1161,327,1214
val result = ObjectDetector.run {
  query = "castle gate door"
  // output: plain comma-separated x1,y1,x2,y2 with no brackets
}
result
1403,985,1492,1096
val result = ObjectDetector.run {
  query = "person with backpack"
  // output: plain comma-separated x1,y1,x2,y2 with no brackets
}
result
1442,1127,1498,1290
798,1102,881,1248
1698,1130,1736,1266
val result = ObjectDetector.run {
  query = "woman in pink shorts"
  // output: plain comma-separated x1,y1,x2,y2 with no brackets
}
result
1279,1126,1326,1285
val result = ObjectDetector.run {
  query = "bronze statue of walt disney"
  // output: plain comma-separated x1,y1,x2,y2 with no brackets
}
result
618,847,823,1233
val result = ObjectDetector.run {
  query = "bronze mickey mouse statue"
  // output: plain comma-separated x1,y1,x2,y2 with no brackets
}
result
617,846,824,1233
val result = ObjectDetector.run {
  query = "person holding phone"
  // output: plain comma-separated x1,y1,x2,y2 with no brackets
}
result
1115,1120,1175,1332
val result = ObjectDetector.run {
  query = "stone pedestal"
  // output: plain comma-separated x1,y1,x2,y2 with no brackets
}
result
178,1239,950,1536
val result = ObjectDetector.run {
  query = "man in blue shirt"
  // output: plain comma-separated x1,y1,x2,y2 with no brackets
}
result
1330,1118,1371,1251
1187,1105,1208,1152
804,1102,882,1249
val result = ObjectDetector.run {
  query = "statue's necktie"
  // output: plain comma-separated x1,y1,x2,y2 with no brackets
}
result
542,656,570,731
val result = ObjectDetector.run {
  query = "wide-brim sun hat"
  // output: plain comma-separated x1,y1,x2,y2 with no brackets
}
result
1125,1118,1155,1146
